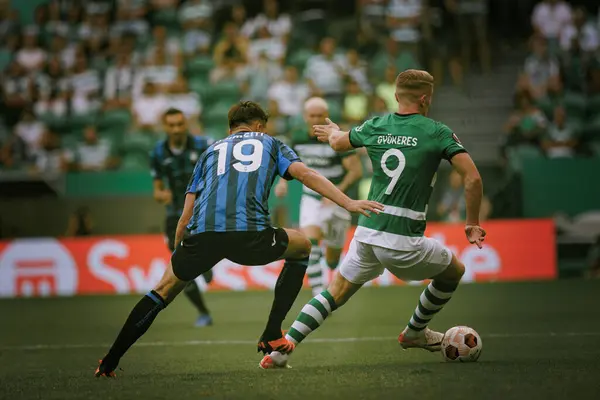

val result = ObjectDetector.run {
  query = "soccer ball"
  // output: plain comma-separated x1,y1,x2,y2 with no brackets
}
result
441,326,482,362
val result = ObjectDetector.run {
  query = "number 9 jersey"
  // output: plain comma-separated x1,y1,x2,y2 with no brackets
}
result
349,113,467,251
186,132,300,234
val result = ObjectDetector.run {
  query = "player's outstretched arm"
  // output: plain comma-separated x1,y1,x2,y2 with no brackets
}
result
313,118,354,152
287,162,384,217
450,152,486,248
174,193,195,246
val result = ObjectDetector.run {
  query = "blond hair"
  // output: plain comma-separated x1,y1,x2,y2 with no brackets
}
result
395,69,434,102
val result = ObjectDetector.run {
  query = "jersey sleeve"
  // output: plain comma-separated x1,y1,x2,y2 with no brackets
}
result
437,123,468,161
348,118,375,148
275,139,301,180
149,147,163,180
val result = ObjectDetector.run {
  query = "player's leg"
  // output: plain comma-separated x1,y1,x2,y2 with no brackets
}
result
382,237,465,351
95,262,188,377
299,196,325,296
166,216,212,326
257,228,311,353
322,208,352,270
285,239,383,347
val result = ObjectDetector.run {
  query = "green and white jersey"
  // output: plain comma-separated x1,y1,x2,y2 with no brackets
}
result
349,113,467,250
291,128,354,200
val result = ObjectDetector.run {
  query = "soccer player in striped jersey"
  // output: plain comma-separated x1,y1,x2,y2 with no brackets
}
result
260,70,486,369
150,108,213,327
275,97,363,296
95,101,383,377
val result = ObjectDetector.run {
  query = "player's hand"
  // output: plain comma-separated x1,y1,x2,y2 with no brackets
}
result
465,225,486,249
275,181,288,197
159,190,173,205
313,118,340,143
345,200,385,218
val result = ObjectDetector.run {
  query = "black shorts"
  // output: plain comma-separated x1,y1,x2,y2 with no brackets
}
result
171,227,289,281
165,216,180,251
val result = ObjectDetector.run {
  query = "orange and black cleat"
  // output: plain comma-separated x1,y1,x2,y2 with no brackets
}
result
94,359,117,378
257,332,295,355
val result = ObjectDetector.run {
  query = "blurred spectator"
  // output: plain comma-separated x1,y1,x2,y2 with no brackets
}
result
85,36,109,72
69,125,120,171
343,49,370,94
66,5,85,41
48,34,76,70
2,61,32,127
1,33,20,72
45,2,69,37
180,1,213,58
371,37,420,81
560,36,592,93
375,65,398,112
266,99,288,138
111,6,150,38
386,0,423,61
268,66,310,118
304,37,345,99
118,0,148,19
230,4,253,37
136,47,180,95
212,22,248,83
245,0,292,40
0,9,20,41
78,10,111,42
65,206,94,237
243,52,282,104
132,82,168,133
437,170,491,222
559,7,599,53
34,88,68,121
168,78,202,134
541,107,578,158
179,0,213,26
504,90,547,149
532,0,572,46
14,109,45,158
69,53,102,116
536,75,564,119
15,28,47,73
145,25,182,66
1,133,29,170
33,129,69,173
358,0,388,38
521,37,559,99
104,52,136,110
369,96,389,118
247,26,286,66
36,58,69,100
343,79,369,124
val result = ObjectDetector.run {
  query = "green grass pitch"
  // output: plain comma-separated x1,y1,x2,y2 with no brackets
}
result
1,280,600,399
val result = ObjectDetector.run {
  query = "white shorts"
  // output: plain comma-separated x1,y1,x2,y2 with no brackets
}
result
339,237,453,284
299,195,351,248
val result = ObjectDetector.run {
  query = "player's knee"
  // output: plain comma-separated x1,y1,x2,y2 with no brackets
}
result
297,236,312,259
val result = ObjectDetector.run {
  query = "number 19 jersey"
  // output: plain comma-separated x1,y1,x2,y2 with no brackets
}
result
349,113,466,250
186,132,300,234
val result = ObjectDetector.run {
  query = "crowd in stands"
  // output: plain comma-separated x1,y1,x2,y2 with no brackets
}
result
504,0,600,163
0,0,500,174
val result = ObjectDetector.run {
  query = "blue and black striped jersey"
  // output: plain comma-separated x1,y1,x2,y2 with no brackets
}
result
150,135,212,217
186,131,301,233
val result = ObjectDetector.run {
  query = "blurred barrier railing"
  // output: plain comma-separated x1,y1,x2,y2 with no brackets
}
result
0,219,556,298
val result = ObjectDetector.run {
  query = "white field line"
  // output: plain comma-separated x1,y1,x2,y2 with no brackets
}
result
2,332,600,352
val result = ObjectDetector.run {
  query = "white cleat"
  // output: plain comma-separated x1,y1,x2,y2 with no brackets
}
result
259,351,292,369
398,328,444,352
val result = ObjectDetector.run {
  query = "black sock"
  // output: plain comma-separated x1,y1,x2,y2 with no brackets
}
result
183,281,210,315
104,290,166,367
261,257,309,341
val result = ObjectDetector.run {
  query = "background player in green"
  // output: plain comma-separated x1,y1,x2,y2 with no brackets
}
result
150,108,213,327
261,69,487,368
275,97,363,296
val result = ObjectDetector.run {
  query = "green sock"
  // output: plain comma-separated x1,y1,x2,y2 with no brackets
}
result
306,239,323,293
407,280,458,333
286,290,337,345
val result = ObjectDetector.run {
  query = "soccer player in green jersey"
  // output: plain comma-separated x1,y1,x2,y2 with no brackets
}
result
275,97,363,296
260,69,486,369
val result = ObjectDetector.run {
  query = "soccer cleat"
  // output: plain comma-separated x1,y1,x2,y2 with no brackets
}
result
398,328,444,352
259,352,292,369
94,359,117,378
195,314,213,327
257,332,295,355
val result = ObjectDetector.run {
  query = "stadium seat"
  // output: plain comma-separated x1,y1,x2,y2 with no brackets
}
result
185,56,214,78
98,110,132,132
564,92,587,120
121,150,150,171
210,81,241,103
68,113,99,133
287,48,314,72
203,101,232,131
121,131,156,154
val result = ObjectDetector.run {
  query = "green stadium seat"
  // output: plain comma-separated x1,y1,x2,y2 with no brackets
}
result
121,131,156,154
203,102,231,131
564,92,587,120
210,81,241,103
121,150,150,171
287,48,314,72
60,132,80,150
98,110,132,131
68,112,99,133
0,49,11,72
587,94,600,116
185,56,214,78
537,95,563,119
